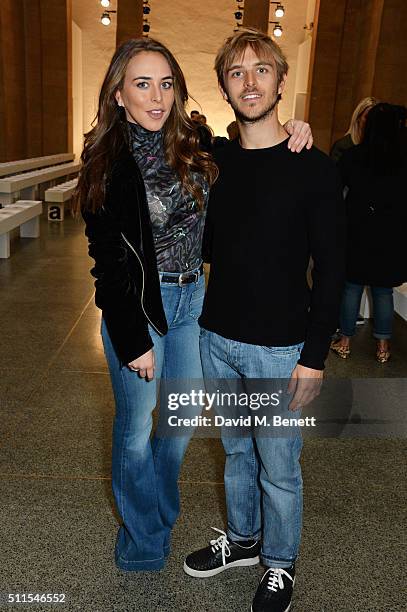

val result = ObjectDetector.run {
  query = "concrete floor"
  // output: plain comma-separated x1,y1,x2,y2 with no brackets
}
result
0,216,406,612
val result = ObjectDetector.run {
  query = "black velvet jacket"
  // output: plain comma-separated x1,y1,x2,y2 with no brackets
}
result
82,145,168,364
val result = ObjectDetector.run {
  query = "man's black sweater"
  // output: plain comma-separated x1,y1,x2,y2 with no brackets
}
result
200,137,346,370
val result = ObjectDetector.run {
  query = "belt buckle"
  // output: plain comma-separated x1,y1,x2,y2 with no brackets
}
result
178,273,187,287
178,269,199,286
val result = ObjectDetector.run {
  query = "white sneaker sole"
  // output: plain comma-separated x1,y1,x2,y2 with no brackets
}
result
183,555,260,578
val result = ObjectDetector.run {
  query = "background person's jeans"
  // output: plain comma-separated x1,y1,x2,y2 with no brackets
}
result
200,328,303,569
102,274,205,571
339,282,394,339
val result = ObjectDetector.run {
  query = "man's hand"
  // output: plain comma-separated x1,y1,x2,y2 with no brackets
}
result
287,364,323,411
128,349,155,381
284,119,313,153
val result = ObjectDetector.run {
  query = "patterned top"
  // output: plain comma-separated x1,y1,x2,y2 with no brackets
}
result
128,121,208,272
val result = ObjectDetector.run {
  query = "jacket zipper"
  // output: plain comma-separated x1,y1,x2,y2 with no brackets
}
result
121,232,164,336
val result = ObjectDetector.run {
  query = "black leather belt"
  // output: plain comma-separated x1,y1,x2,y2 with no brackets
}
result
159,264,204,286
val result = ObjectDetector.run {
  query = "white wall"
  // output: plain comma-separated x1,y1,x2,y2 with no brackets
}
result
292,36,312,119
291,0,317,120
72,0,117,136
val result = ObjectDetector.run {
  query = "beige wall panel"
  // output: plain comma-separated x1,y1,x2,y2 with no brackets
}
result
353,0,384,104
307,0,348,151
23,0,43,157
40,0,72,154
0,0,26,161
373,0,407,104
308,0,405,151
243,0,270,32
116,0,143,46
72,21,83,161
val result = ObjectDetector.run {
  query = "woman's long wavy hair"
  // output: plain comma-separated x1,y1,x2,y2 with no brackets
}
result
74,38,217,214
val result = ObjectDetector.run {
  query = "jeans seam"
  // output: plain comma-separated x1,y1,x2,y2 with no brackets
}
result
248,442,258,539
117,555,164,564
117,365,132,529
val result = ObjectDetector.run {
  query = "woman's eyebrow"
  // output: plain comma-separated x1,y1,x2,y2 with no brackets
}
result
132,75,174,80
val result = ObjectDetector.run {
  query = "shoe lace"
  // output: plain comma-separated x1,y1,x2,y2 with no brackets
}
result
266,568,294,592
209,527,231,567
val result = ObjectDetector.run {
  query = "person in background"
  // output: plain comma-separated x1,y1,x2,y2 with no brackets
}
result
196,115,214,153
226,120,239,140
330,97,378,163
330,97,378,328
331,103,407,363
190,109,200,122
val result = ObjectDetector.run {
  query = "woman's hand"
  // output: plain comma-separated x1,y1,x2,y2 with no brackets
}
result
284,119,313,153
128,349,155,380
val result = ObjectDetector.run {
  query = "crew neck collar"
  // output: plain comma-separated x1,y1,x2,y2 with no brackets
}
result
236,135,290,152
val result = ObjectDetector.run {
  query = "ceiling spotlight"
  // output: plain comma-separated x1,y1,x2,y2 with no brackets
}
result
275,4,285,18
143,23,150,33
143,6,151,14
273,23,283,37
101,12,111,26
100,0,110,7
234,11,243,20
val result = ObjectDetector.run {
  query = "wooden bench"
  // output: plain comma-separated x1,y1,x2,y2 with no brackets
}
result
0,200,42,258
0,153,74,178
45,178,78,221
0,161,81,205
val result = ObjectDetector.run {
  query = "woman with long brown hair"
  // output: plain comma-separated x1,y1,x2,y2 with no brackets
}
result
75,37,312,572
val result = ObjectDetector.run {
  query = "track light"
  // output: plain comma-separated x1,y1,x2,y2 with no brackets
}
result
275,4,284,18
273,23,283,37
101,12,111,26
100,9,116,26
100,0,110,7
270,3,285,19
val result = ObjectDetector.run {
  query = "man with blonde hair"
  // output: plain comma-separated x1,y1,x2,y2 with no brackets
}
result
183,29,345,612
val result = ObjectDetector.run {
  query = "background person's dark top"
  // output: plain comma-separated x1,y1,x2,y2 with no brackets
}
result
338,144,407,288
200,138,346,371
330,133,354,163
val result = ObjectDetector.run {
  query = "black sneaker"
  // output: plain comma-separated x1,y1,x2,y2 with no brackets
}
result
183,527,260,578
251,565,295,612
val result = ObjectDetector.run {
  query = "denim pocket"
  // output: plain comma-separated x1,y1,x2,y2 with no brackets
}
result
262,343,302,356
188,277,205,320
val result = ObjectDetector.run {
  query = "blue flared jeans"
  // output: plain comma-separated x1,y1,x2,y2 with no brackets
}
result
102,273,205,571
200,328,304,569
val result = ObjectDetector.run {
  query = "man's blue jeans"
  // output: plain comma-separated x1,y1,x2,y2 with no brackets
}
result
200,328,303,569
102,274,205,571
339,282,394,339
